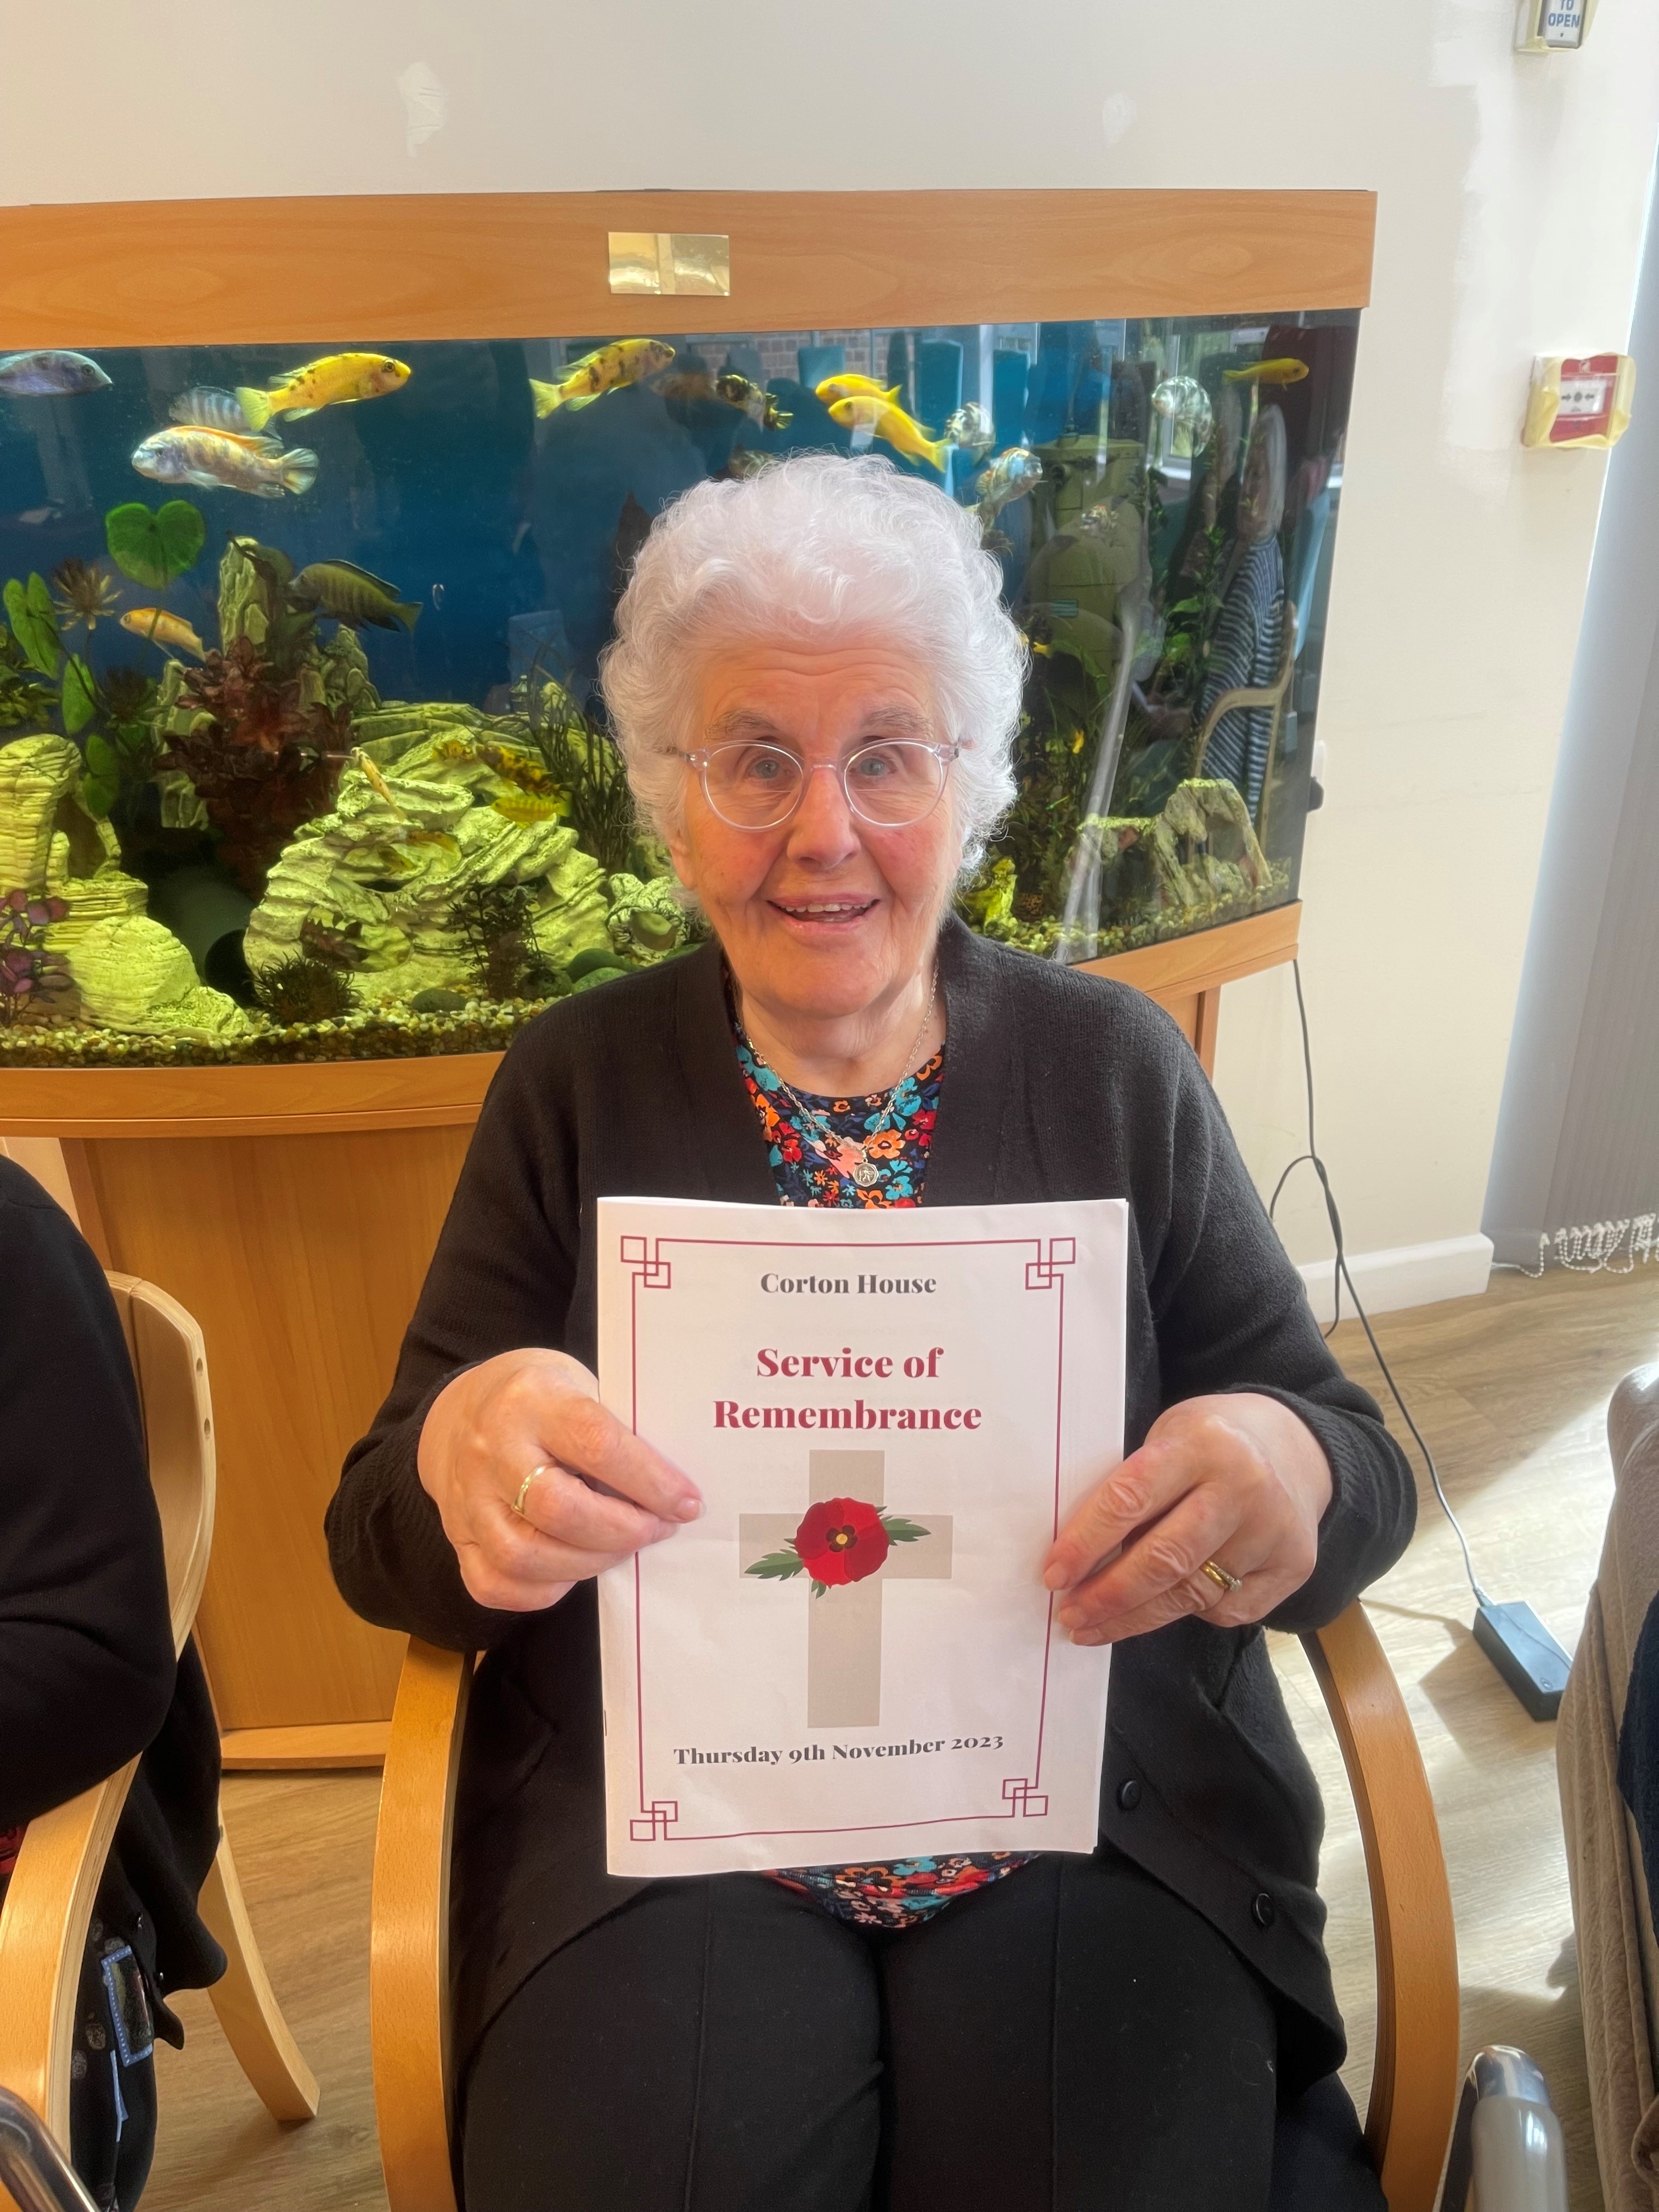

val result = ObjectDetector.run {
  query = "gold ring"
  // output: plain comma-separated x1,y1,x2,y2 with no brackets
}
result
1199,1558,1243,1595
511,1466,545,1519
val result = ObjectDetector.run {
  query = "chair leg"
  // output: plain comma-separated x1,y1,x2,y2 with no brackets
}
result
196,1825,320,2123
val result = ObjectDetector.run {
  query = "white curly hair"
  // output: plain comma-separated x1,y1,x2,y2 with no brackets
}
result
599,453,1026,870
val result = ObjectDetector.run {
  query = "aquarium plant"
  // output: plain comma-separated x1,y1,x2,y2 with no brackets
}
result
522,670,638,875
104,500,207,592
150,539,371,894
1,575,100,741
453,881,562,1002
0,889,70,1025
251,954,357,1025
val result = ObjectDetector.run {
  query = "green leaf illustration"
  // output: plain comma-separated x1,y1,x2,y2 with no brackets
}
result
61,654,98,734
811,1581,828,1598
105,499,206,588
880,1516,930,1544
4,575,61,676
744,1548,806,1582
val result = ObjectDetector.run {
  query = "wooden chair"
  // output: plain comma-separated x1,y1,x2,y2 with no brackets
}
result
1192,597,1299,848
368,1602,1460,2212
0,1274,319,2212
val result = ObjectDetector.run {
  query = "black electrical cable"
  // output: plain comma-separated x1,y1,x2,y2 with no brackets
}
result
1268,960,1493,1611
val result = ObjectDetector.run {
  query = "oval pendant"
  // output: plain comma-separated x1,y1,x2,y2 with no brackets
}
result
850,1159,881,1189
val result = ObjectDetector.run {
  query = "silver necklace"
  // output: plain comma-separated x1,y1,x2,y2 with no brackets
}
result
740,970,939,1190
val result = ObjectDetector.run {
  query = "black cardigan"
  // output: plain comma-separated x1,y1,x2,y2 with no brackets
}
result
328,919,1415,2092
0,1158,225,2024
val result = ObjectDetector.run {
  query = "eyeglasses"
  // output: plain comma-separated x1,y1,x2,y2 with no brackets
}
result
678,738,961,831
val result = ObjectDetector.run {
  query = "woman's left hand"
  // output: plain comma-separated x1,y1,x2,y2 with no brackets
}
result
1042,1394,1335,1644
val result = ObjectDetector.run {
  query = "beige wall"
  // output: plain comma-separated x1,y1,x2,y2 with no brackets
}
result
4,0,1656,1267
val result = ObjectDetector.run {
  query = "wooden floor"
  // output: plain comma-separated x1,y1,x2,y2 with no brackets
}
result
140,1262,1659,2212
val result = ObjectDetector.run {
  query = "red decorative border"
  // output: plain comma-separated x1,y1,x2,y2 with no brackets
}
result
629,1799,680,1842
619,1231,1071,1846
1001,1775,1051,1818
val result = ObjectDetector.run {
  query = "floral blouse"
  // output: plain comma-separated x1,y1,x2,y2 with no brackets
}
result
736,1026,1037,1927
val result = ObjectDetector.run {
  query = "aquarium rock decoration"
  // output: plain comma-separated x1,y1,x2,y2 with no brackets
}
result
0,736,148,955
1046,778,1288,962
67,914,251,1040
241,715,621,1007
605,871,687,958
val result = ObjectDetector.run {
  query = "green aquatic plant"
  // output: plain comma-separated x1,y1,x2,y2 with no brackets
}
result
522,665,637,874
252,954,357,1025
105,499,207,590
1,575,94,733
452,881,562,1002
0,889,71,1025
0,572,110,755
4,573,61,676
0,624,57,732
79,668,163,821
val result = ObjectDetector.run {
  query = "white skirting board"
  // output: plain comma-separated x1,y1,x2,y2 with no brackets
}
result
1297,1233,1494,1327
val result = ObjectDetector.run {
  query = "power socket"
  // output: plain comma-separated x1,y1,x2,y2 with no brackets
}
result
1474,1600,1572,1722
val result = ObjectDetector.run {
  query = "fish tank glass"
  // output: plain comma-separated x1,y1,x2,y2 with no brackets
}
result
0,312,1357,1066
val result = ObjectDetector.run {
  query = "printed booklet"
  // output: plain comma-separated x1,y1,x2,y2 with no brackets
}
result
596,1195,1127,1877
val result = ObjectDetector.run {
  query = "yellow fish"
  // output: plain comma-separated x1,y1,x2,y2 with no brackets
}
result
356,755,408,816
236,352,411,430
827,394,949,472
492,790,565,824
120,608,205,659
529,339,675,418
1223,358,1309,386
815,375,901,407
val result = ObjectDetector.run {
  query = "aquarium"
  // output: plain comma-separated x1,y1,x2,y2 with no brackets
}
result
0,310,1357,1067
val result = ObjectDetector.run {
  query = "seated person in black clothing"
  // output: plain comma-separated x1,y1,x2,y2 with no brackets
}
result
330,455,1414,2212
0,1155,225,2212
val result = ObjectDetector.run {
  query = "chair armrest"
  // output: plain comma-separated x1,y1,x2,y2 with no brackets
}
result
104,1275,215,1658
1303,1604,1460,2212
1192,602,1298,774
1194,678,1285,753
0,1764,139,2148
370,1641,472,2212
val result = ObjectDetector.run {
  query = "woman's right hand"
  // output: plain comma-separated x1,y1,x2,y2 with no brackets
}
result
416,1347,703,1613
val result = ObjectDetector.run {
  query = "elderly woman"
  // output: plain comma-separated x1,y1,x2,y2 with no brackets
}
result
329,454,1412,2212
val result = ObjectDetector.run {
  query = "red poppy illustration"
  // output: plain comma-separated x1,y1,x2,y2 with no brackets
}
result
795,1497,889,1585
746,1498,930,1595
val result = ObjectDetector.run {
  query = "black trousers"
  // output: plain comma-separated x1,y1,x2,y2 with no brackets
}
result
461,1847,1373,2212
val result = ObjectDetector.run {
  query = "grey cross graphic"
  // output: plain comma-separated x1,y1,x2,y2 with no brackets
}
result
739,1449,953,1728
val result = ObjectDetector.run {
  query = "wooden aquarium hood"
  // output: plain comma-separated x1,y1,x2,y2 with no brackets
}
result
0,188,1374,351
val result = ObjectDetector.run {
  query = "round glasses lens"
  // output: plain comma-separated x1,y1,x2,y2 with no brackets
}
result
845,741,946,825
703,743,805,826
